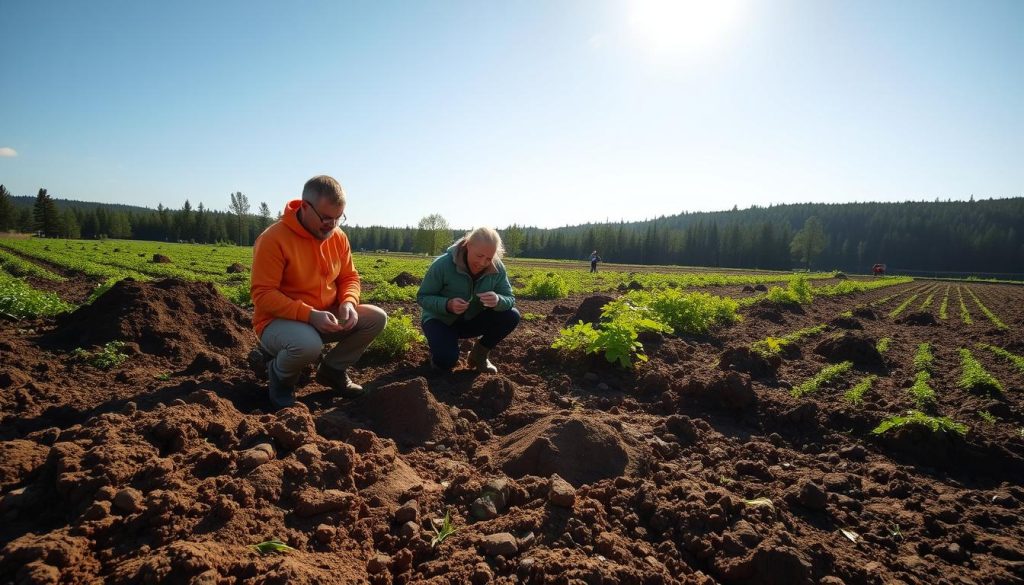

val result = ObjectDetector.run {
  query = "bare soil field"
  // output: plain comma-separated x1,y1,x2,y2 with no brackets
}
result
1,277,1023,584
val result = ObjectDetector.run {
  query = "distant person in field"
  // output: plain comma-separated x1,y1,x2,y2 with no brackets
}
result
416,227,520,374
590,250,602,273
250,175,387,409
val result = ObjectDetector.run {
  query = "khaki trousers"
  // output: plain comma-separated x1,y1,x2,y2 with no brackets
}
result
260,304,387,385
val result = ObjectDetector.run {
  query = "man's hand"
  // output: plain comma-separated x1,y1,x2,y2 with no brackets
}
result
336,301,358,331
476,291,499,308
309,309,344,334
447,298,469,315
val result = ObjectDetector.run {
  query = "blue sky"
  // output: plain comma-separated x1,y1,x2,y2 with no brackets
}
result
1,0,1021,229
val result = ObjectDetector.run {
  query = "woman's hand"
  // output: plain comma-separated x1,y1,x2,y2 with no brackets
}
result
476,291,499,308
447,298,469,314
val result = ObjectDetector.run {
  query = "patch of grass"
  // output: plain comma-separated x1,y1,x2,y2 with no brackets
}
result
364,282,417,303
367,309,425,358
978,410,997,425
963,287,1009,330
876,337,892,354
0,273,75,319
919,292,935,310
791,361,853,398
72,341,129,370
429,510,460,548
872,410,968,437
844,374,877,405
958,348,1003,394
521,312,545,321
938,285,950,320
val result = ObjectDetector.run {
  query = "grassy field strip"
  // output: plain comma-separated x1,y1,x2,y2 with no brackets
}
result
956,286,973,324
844,374,877,405
978,344,1024,375
0,248,66,281
909,343,936,409
939,284,950,320
791,361,853,398
963,287,1009,330
959,348,1004,394
0,272,74,319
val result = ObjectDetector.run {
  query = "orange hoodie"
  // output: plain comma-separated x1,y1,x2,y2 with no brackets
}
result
251,200,361,337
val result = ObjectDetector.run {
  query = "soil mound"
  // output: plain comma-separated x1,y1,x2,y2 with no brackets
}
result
496,413,648,486
352,377,455,446
829,316,863,330
747,306,785,324
389,271,421,286
226,262,247,274
897,311,938,326
814,332,883,368
719,346,780,379
152,254,172,263
753,284,769,292
742,285,755,292
566,295,613,326
680,371,756,410
851,306,880,320
48,278,253,361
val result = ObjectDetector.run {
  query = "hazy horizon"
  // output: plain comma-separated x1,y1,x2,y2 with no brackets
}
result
2,0,1022,228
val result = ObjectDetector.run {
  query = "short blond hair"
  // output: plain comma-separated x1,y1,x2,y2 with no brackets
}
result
463,226,505,259
302,175,346,206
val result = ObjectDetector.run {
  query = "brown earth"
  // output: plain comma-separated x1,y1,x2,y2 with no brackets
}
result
1,278,1023,584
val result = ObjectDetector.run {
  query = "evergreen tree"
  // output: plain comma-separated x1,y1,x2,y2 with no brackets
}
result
33,188,62,237
0,185,15,231
229,192,250,245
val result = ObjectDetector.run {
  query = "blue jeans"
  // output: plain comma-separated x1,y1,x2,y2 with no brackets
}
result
422,308,521,370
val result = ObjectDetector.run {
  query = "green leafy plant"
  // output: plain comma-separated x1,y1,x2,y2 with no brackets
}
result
912,343,933,373
876,337,892,353
87,276,123,304
956,287,972,324
844,374,877,405
155,372,171,381
368,309,425,358
625,289,739,335
73,341,129,369
791,361,853,398
551,299,671,368
522,273,569,299
763,276,814,306
958,348,1003,394
871,410,968,437
978,410,997,425
429,510,460,548
978,343,1024,374
909,371,935,409
250,539,295,555
938,285,950,320
521,312,545,321
889,293,920,318
751,323,828,358
364,281,417,303
0,273,75,319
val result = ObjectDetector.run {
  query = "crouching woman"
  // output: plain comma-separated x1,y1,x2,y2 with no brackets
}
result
416,227,520,373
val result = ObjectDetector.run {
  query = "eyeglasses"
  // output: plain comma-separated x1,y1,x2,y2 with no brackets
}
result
305,202,347,226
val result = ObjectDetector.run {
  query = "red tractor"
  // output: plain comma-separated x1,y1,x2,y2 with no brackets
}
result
872,263,886,276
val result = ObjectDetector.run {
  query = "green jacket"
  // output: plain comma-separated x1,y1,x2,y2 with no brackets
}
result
417,240,516,325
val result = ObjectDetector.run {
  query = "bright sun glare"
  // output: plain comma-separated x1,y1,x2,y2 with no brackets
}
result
628,0,743,56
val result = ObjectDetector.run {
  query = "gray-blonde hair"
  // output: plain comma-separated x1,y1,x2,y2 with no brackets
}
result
463,226,505,259
302,175,346,206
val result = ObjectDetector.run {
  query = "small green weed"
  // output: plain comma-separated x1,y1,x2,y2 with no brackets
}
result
889,293,920,318
430,511,460,548
913,343,933,373
73,341,129,369
871,410,968,437
978,410,997,425
250,539,295,555
751,323,828,358
909,371,936,409
521,312,545,321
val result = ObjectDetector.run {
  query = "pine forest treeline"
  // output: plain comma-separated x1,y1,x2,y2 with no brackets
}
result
1,186,1021,274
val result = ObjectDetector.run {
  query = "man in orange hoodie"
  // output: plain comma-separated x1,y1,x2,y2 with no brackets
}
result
251,175,387,408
